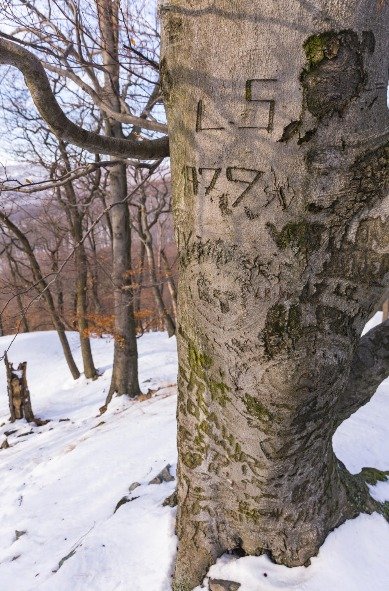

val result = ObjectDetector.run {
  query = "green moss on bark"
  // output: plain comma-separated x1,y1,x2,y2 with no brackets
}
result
182,451,203,469
303,32,340,67
244,394,273,424
268,221,324,254
359,467,389,485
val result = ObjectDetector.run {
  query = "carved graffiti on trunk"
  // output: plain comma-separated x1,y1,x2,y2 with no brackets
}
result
183,165,264,208
196,78,277,133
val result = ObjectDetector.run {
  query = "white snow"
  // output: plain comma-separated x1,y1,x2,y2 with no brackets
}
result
0,313,388,591
0,331,178,591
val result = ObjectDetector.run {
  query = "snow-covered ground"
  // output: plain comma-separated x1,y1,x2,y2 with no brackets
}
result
0,314,388,591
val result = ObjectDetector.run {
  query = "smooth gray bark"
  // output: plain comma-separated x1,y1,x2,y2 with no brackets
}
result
106,160,141,398
95,0,141,400
161,1,389,588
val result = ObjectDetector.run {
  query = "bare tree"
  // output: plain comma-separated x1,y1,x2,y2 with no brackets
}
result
0,210,81,379
0,0,169,397
132,167,176,336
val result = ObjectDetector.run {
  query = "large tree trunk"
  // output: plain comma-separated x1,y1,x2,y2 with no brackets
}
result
161,1,389,588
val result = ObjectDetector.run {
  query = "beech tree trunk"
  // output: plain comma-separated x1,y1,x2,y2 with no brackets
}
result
97,0,141,399
161,248,178,323
161,1,389,588
107,160,141,397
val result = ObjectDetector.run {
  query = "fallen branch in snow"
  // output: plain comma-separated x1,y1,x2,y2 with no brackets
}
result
53,522,96,572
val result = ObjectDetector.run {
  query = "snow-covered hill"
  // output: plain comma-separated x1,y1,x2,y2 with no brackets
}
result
0,319,388,591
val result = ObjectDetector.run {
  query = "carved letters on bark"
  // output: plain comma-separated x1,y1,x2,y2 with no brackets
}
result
196,78,278,133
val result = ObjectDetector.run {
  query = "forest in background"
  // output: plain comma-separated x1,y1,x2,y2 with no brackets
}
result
0,0,176,390
0,162,176,338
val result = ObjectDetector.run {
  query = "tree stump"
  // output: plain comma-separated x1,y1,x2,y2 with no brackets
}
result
4,352,35,423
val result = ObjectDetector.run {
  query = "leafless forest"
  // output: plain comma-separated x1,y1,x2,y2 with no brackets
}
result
0,0,176,384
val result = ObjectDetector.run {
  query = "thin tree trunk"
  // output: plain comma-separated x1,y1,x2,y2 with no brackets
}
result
74,231,97,379
161,2,389,588
0,212,80,380
140,205,176,336
87,230,103,314
59,145,97,379
161,248,178,323
134,240,146,333
6,252,30,333
96,0,141,401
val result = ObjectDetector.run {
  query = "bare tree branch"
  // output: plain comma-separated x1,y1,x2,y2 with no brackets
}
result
40,60,168,133
0,158,152,193
0,36,169,159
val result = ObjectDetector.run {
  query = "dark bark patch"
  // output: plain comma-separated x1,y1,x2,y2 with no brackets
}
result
160,57,173,104
279,120,301,143
197,274,213,304
361,31,375,53
263,303,302,359
267,221,324,254
316,306,351,337
301,30,365,119
297,128,317,145
165,15,184,45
